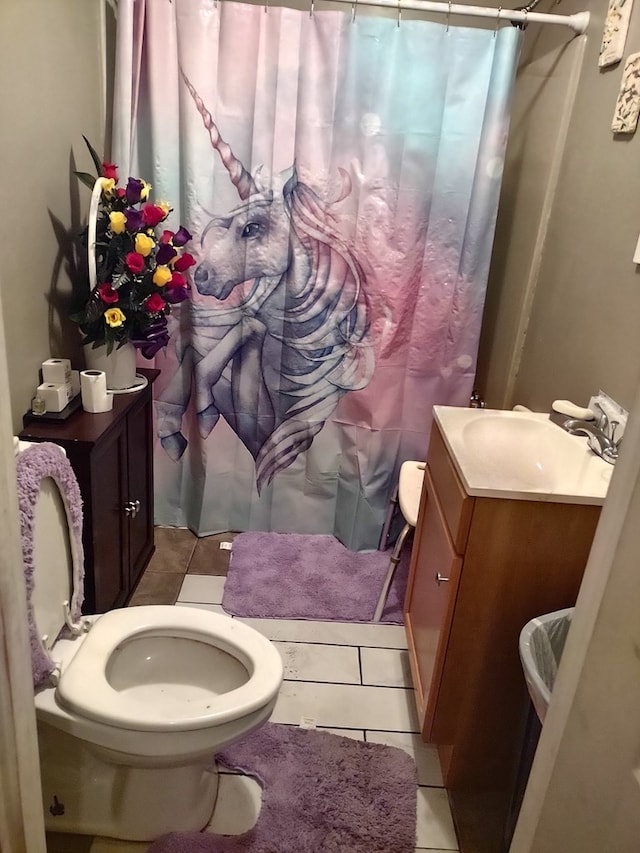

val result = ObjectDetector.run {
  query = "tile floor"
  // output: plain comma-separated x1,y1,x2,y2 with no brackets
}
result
48,527,460,853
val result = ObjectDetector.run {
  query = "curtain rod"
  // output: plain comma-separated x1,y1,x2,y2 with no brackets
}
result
316,0,590,33
104,0,589,35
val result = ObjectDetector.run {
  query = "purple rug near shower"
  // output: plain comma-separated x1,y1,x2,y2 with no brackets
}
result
147,723,417,853
222,532,410,623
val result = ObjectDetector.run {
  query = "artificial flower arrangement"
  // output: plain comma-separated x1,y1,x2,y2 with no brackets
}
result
72,137,194,358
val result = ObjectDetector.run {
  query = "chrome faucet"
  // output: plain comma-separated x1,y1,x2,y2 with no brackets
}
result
562,418,620,465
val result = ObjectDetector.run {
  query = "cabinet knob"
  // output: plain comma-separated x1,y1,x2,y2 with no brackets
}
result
435,572,450,585
124,499,141,518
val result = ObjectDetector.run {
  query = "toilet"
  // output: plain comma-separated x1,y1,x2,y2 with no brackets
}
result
16,440,283,841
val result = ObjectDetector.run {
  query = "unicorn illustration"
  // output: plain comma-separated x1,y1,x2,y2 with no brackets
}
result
156,72,375,492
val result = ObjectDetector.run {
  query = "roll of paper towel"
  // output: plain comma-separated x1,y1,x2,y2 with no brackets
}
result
81,370,113,413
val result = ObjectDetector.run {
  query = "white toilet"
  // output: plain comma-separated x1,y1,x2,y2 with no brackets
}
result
16,441,283,841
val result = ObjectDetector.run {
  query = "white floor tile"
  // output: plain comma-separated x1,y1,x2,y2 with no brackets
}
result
361,646,413,688
177,575,226,604
271,681,420,732
274,641,360,683
365,731,444,787
415,786,458,850
319,727,365,740
90,839,148,852
206,773,262,836
235,616,407,649
175,601,227,615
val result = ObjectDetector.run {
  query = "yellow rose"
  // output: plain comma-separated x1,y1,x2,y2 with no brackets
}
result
101,178,116,197
135,232,155,257
140,180,152,201
104,307,126,328
109,211,126,235
153,265,172,287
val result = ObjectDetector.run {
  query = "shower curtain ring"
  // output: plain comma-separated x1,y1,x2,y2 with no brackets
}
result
446,0,452,32
352,0,358,22
494,5,502,35
310,0,314,17
397,0,402,27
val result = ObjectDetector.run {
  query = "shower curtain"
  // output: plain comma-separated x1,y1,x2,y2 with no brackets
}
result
113,0,521,549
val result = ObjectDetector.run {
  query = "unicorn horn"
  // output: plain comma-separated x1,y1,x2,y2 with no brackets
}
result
180,67,257,200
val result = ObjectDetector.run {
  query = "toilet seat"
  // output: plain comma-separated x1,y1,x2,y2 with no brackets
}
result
57,605,283,732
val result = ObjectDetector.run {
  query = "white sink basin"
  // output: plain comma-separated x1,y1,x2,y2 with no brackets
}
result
433,406,613,503
519,608,574,722
461,414,572,492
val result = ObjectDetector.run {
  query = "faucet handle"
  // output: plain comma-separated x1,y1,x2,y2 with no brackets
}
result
592,401,609,434
610,420,620,443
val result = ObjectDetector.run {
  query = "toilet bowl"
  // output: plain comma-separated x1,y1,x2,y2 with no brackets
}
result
16,441,283,841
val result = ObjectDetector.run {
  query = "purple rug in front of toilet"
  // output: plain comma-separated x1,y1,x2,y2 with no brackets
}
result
147,723,417,853
221,532,410,624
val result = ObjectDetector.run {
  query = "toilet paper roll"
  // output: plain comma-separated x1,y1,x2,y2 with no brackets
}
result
80,370,114,413
37,382,73,412
42,358,71,384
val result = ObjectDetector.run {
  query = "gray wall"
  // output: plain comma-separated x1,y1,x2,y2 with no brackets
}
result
0,0,106,432
477,0,640,415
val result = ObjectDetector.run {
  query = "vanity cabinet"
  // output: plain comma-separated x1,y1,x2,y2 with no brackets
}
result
405,419,601,841
20,369,158,613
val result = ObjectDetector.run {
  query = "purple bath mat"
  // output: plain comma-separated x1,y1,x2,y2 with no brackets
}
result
147,723,417,853
222,532,410,623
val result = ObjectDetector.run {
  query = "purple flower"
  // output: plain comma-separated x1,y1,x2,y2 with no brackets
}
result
124,208,144,232
126,178,145,205
156,242,177,266
172,226,192,247
130,319,170,359
164,284,190,304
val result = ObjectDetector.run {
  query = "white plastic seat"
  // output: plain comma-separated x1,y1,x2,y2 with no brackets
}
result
57,605,283,731
373,460,425,621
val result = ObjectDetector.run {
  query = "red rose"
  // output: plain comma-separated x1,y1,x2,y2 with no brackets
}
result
145,293,166,313
170,271,187,288
173,252,196,273
142,204,167,228
101,162,118,181
125,252,145,274
116,187,126,199
159,229,175,244
97,282,119,304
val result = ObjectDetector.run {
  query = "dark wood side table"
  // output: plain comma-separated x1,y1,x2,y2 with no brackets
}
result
20,368,159,613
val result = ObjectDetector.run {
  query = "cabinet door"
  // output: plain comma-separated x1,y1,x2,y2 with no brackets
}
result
90,421,129,612
126,392,155,592
405,465,462,740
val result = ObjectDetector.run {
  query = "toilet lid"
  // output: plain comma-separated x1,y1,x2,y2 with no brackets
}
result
15,443,85,688
56,605,283,732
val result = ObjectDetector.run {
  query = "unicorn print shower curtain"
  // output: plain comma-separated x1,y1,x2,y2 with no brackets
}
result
113,0,520,549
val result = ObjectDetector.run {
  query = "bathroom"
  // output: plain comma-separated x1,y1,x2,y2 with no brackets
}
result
2,0,640,850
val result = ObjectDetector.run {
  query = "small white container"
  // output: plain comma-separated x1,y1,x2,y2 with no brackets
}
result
37,382,72,413
42,358,72,385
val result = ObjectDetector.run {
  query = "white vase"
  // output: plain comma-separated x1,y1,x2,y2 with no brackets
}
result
83,341,138,390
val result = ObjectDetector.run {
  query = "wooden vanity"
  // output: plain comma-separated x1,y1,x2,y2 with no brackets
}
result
404,409,605,850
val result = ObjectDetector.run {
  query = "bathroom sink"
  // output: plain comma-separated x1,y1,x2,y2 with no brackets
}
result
519,608,574,722
433,406,612,503
461,415,565,491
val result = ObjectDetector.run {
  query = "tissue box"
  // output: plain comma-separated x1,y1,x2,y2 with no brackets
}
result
42,358,71,385
37,382,73,413
69,369,81,397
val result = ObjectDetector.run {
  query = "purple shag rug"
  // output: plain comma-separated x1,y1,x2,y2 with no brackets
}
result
147,723,417,853
222,533,410,623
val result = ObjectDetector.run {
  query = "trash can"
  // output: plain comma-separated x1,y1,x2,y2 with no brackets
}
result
504,608,575,849
519,607,574,723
